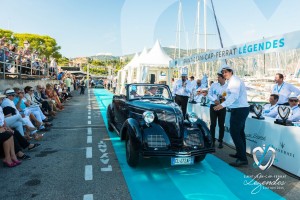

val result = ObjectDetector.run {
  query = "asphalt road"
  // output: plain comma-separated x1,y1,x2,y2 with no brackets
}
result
0,89,130,200
0,88,299,200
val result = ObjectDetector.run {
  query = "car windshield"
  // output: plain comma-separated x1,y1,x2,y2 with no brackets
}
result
128,85,172,100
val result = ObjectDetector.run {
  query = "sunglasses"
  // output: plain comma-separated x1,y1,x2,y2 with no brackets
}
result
30,90,34,91
289,99,299,102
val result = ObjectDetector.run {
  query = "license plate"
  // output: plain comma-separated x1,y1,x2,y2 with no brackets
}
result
171,157,194,166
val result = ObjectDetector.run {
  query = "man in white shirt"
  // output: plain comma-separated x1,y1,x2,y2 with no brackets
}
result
173,73,192,118
276,93,300,122
189,76,197,88
208,72,228,148
201,74,208,88
214,65,249,167
271,73,300,105
262,94,279,118
194,79,202,91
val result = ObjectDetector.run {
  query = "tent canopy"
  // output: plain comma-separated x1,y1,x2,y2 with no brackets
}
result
140,40,172,67
124,53,139,70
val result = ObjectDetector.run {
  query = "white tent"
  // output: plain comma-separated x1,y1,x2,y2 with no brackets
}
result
139,40,172,84
135,47,148,83
123,53,139,83
141,40,172,66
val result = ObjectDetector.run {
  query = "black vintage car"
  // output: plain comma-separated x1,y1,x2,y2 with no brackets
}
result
107,83,215,167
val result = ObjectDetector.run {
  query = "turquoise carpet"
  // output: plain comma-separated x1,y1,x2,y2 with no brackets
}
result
93,89,284,200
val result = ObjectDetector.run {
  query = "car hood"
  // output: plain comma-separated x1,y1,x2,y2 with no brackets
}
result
128,99,184,143
128,99,181,113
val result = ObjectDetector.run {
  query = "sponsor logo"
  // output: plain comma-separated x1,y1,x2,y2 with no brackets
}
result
272,142,295,158
252,144,276,171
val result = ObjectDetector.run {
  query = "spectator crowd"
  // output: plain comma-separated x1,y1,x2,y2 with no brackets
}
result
0,78,74,168
0,36,59,78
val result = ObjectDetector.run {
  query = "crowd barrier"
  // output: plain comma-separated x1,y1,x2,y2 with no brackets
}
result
0,47,48,79
188,103,300,177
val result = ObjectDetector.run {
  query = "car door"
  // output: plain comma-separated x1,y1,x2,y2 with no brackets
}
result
113,95,127,130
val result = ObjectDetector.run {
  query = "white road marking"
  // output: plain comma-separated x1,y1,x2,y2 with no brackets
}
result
88,112,91,115
101,165,112,172
88,121,91,125
88,116,91,119
87,136,92,143
86,147,92,158
85,165,93,180
83,194,93,200
87,127,92,135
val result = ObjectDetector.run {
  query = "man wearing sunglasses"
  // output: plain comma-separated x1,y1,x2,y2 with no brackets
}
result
276,93,300,122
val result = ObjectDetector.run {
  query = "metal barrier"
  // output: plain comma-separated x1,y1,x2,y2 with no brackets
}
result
0,47,49,80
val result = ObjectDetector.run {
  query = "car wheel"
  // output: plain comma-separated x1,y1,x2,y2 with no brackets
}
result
106,107,114,132
126,134,139,167
194,154,206,163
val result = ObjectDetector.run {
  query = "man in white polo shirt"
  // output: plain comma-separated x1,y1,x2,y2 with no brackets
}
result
262,94,279,118
271,73,300,105
208,71,228,148
214,65,250,167
276,93,300,122
173,72,192,118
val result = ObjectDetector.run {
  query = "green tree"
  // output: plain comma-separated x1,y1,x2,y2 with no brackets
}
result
0,29,62,60
58,57,70,66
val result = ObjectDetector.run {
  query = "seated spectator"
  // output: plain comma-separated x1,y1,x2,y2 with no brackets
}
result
1,94,36,161
0,92,20,167
263,94,279,118
195,88,210,104
23,86,52,127
45,84,64,110
34,85,56,117
0,128,21,167
2,89,43,140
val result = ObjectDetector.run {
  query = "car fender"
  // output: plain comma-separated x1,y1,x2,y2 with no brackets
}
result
107,104,114,122
120,118,142,143
195,119,213,144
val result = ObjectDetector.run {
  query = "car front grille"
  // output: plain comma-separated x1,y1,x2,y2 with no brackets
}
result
185,134,201,146
147,135,167,148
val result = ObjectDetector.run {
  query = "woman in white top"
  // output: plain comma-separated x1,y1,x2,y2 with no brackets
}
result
24,86,47,126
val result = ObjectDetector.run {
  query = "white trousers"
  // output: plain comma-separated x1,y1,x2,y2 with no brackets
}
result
5,114,25,136
25,106,46,123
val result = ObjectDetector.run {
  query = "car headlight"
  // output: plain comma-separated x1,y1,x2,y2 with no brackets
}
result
187,112,198,123
143,111,155,124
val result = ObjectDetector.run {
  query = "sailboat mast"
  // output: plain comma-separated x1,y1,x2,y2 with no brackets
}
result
196,0,201,78
204,0,207,73
178,0,182,58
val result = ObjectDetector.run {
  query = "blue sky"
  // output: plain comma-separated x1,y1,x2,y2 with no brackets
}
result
0,0,299,58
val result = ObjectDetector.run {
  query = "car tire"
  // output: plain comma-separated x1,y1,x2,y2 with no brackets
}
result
126,133,139,167
194,154,206,163
106,106,114,132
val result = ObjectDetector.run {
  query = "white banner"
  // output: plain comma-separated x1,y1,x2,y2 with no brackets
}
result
188,103,300,177
170,30,300,67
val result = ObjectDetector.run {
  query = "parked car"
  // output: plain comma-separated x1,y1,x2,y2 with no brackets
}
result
107,83,215,167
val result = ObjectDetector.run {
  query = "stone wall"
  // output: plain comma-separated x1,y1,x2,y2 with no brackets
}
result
0,79,59,92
